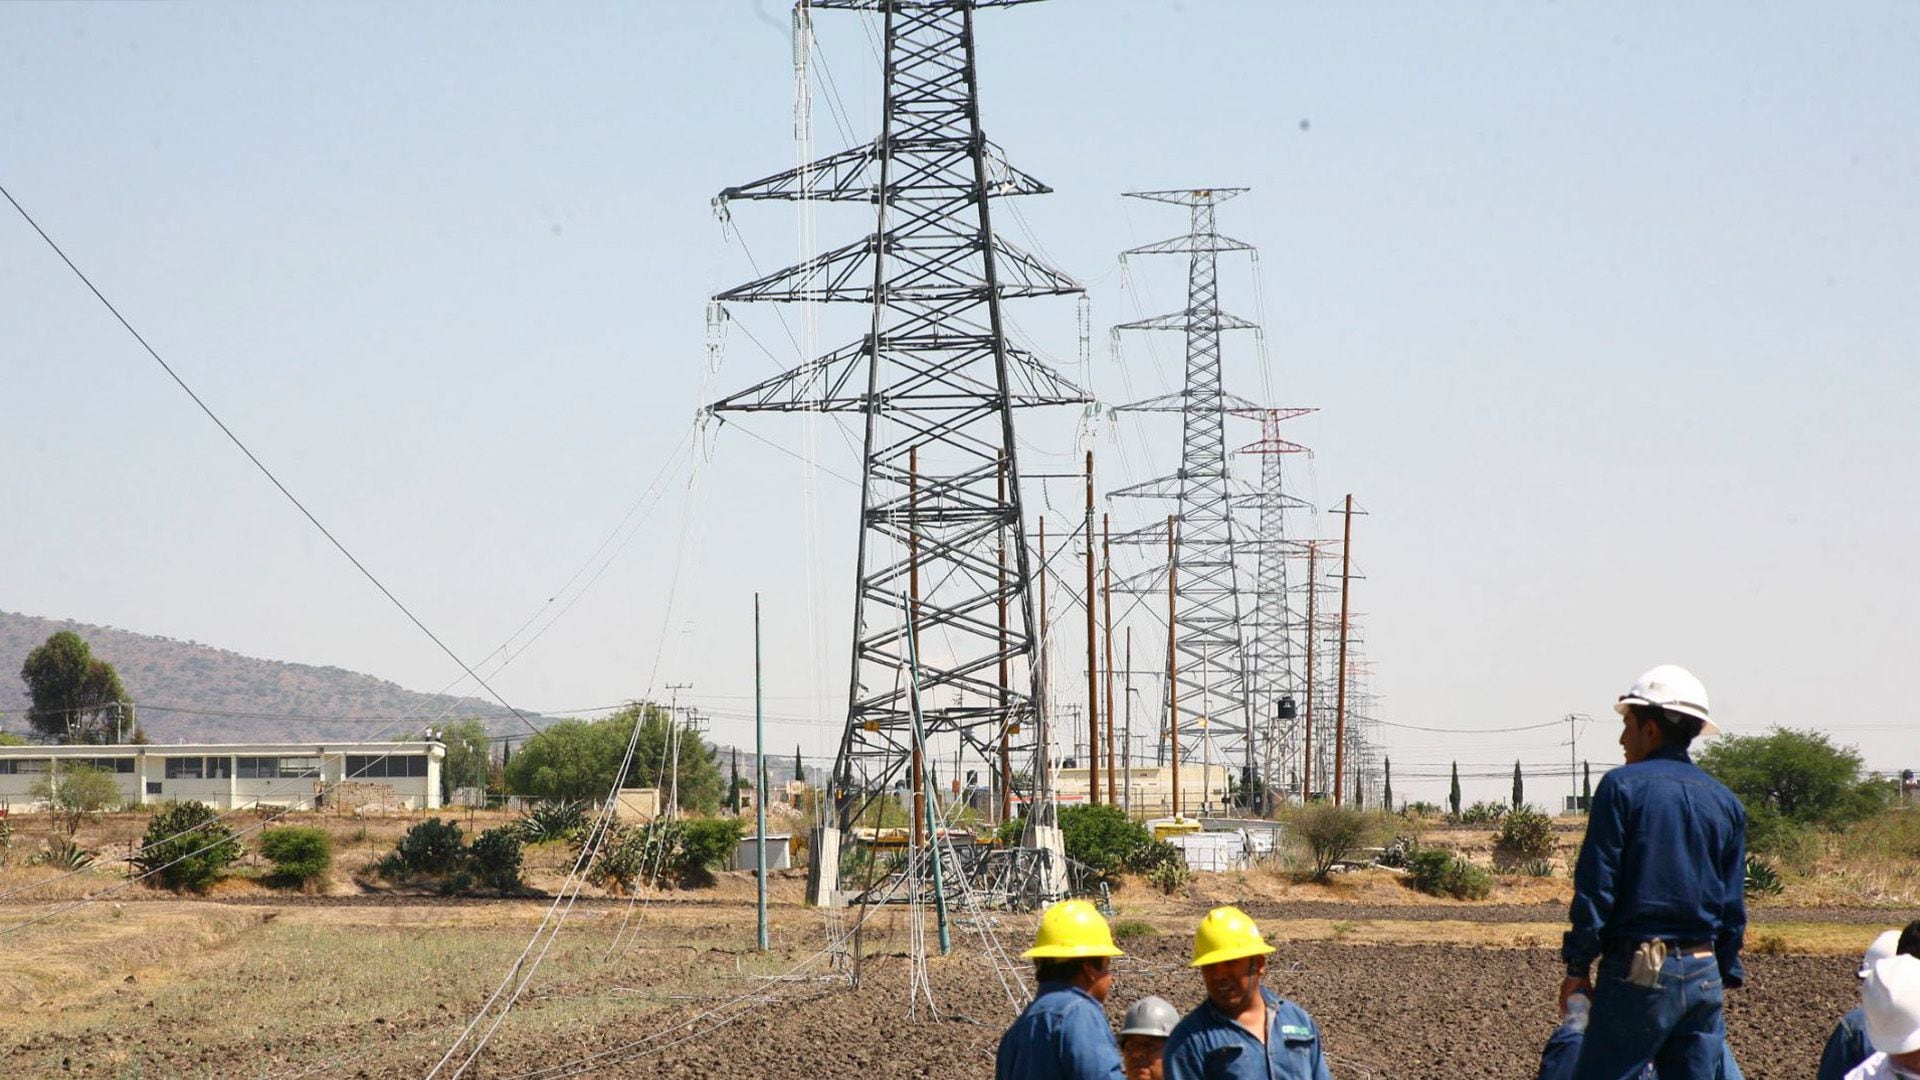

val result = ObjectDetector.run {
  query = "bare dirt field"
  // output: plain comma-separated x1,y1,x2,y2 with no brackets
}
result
0,883,1885,1080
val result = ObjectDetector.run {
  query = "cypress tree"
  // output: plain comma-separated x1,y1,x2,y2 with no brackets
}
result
1383,757,1393,812
1512,760,1524,810
1449,762,1462,818
728,748,741,813
1582,761,1592,810
794,744,805,783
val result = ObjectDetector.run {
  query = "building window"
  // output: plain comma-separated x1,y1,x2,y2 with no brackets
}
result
278,757,320,779
164,757,204,779
146,781,162,795
237,757,280,779
77,757,137,774
344,754,427,780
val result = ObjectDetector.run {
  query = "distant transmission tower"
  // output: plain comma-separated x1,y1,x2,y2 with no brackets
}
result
707,0,1084,906
1231,406,1314,808
1111,188,1260,808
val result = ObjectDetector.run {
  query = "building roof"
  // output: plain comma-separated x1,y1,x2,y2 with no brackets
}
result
0,741,445,757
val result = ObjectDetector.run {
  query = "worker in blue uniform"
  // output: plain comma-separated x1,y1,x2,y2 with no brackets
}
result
1562,665,1748,1080
996,899,1127,1080
1163,905,1331,1080
1538,993,1745,1080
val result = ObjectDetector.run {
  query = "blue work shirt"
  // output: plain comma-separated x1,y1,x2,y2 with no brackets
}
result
1163,987,1331,1080
995,982,1125,1080
1563,744,1748,987
1818,1006,1873,1080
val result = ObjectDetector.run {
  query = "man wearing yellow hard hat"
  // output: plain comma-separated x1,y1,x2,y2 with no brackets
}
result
995,899,1128,1080
1163,906,1331,1080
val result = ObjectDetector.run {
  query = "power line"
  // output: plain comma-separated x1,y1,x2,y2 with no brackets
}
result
0,181,539,739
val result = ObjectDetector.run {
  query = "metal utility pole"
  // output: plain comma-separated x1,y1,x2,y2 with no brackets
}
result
754,593,768,952
1110,188,1259,792
1101,513,1116,809
1333,494,1356,807
909,447,925,844
664,682,692,819
1083,451,1100,807
706,0,1084,907
997,462,1011,824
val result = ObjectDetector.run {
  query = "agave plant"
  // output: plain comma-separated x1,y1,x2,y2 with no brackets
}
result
515,800,587,844
31,837,96,872
1744,855,1784,896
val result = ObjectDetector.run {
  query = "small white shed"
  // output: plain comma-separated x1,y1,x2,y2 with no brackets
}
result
733,833,792,871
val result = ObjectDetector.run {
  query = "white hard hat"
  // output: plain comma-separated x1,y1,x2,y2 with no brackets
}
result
1866,955,1920,1055
1119,995,1180,1040
1615,664,1717,736
1861,930,1903,978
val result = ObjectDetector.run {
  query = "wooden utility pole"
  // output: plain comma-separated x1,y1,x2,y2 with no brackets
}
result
1083,451,1100,806
1333,494,1355,807
1302,542,1317,801
909,447,924,840
996,461,1011,823
1166,514,1180,818
1101,512,1116,810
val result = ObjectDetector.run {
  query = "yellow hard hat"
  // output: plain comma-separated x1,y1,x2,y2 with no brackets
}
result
1023,899,1126,959
1190,905,1276,968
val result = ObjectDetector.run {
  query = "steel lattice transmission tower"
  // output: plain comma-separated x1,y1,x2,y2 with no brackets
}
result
1111,188,1262,802
706,0,1084,906
1230,406,1314,806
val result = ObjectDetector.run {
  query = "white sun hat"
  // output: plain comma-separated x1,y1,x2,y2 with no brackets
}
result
1865,954,1920,1055
1861,930,1903,978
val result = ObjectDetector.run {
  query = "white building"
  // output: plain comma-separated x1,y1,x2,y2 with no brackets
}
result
0,742,445,811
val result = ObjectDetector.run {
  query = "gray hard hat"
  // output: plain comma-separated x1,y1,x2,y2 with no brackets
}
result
1119,995,1180,1039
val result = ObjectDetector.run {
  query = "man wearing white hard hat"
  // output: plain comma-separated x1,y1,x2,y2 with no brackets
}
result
1847,954,1920,1079
1562,665,1748,1080
1821,929,1919,1080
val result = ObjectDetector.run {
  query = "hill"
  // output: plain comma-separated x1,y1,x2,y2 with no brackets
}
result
0,611,535,744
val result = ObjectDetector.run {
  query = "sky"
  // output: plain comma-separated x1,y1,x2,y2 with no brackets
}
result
2,2,1915,807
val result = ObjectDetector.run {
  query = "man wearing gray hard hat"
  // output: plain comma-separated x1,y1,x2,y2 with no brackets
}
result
1118,996,1178,1080
1562,664,1748,1079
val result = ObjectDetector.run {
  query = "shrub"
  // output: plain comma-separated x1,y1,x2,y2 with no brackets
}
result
1146,860,1189,895
516,800,587,845
134,801,242,893
1493,807,1555,867
1126,839,1184,876
1058,805,1153,882
1110,919,1156,941
581,822,657,895
1459,800,1508,825
1288,803,1379,881
1520,858,1555,878
1406,848,1493,900
470,827,525,892
678,817,745,884
391,819,465,876
258,827,333,889
994,816,1027,847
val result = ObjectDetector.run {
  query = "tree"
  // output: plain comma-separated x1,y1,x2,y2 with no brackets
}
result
134,801,241,893
1512,760,1524,809
1383,757,1394,812
728,748,741,813
1449,762,1462,818
503,705,722,812
434,719,491,803
20,631,134,744
31,764,122,836
1582,761,1592,809
1695,727,1887,831
794,744,805,783
1292,803,1380,881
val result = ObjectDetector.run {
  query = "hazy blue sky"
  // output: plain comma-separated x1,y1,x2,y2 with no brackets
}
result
3,2,1915,805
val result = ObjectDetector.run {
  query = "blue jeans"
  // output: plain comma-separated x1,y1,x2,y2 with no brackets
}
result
1572,950,1726,1080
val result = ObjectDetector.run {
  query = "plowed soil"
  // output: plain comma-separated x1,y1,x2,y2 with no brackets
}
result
1,899,1865,1079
